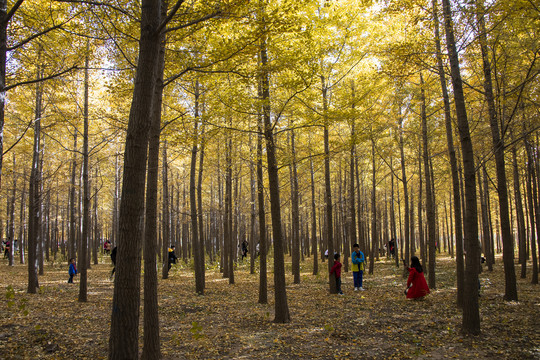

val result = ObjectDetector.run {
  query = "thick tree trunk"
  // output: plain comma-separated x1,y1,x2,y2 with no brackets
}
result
142,8,166,355
443,0,481,334
109,0,161,357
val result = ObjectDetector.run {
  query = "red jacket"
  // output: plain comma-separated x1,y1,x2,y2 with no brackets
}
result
406,267,430,298
330,261,342,278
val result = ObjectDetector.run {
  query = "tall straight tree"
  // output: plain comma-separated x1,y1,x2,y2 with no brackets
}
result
109,0,162,357
78,48,90,303
321,74,336,294
442,0,481,334
420,73,436,289
142,0,167,355
475,0,517,301
260,1,290,321
432,0,464,307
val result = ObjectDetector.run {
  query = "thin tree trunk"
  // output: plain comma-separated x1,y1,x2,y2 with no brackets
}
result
78,48,90,303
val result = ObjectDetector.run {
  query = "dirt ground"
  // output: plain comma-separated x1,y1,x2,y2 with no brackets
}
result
0,253,538,359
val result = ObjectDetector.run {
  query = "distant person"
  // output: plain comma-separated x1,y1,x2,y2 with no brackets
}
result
168,245,178,271
3,238,10,259
256,243,260,257
68,258,78,283
110,246,117,280
330,253,344,295
351,243,365,291
241,240,248,261
389,239,395,258
405,256,430,299
104,240,111,255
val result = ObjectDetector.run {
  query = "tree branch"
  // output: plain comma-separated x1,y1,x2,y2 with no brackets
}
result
5,65,78,92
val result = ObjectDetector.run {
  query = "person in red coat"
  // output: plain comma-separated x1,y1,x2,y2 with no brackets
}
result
405,256,430,299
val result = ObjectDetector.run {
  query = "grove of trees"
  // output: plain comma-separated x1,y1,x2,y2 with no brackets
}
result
0,0,538,358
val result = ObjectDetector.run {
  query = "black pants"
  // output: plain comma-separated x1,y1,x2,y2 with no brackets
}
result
336,276,343,294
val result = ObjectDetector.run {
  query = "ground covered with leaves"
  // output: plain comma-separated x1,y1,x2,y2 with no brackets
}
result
0,254,538,359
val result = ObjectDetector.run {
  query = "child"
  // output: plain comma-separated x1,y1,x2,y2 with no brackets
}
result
330,253,344,295
351,243,365,291
68,258,78,283
405,256,430,299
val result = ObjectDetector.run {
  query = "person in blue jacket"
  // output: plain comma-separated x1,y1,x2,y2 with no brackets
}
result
351,243,365,291
68,258,78,283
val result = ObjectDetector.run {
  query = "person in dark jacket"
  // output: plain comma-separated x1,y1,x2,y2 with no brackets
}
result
168,245,178,271
110,246,117,280
405,256,430,299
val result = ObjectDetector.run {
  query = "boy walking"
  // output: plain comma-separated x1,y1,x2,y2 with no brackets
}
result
68,258,78,283
330,253,344,295
351,243,365,291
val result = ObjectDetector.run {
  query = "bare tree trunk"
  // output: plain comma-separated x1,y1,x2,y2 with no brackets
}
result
162,141,170,279
475,0,517,300
443,0,481,334
310,145,318,275
257,97,268,304
78,48,90,303
369,136,376,275
27,58,43,294
260,13,290,321
142,8,166,355
432,0,464,306
7,152,15,266
421,73,436,289
290,126,300,284
109,0,161,356
524,137,538,284
321,75,336,294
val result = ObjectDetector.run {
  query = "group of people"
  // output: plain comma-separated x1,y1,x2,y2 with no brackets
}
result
330,243,430,299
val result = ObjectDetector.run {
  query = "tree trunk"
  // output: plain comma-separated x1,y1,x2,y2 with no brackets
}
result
260,17,290,321
432,0,464,306
257,96,268,304
78,48,90,303
162,141,170,279
27,59,43,294
290,126,300,284
443,0,481,334
321,75,336,294
109,0,161,357
310,146,318,275
421,73,436,289
398,95,410,278
142,7,166,355
475,0,517,300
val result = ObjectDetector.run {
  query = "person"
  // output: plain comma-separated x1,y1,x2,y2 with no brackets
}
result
405,256,430,299
68,258,78,283
351,243,365,291
389,239,395,258
3,238,10,259
168,245,178,271
241,240,248,260
330,253,344,295
110,246,117,280
256,243,260,257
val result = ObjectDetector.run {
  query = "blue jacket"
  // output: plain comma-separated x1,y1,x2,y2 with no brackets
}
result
69,263,77,276
351,250,365,272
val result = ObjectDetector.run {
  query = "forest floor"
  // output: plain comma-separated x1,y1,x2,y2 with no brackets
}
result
0,253,538,359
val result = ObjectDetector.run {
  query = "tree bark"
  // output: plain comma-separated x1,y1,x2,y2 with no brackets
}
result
109,0,161,357
260,17,290,321
442,0,481,334
78,48,90,303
